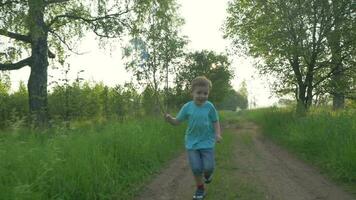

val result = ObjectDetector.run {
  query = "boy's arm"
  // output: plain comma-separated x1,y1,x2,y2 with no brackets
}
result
165,114,181,126
213,121,222,142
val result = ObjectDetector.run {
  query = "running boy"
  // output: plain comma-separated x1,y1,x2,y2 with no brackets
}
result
164,76,222,200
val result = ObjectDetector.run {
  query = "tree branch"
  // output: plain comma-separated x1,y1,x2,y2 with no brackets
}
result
289,56,303,86
313,65,353,88
0,29,31,43
48,29,85,55
314,54,350,71
0,29,55,58
47,8,132,29
44,0,68,5
0,0,23,7
0,57,32,70
48,49,55,58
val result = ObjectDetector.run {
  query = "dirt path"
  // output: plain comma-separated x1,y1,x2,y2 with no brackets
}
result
136,122,355,200
136,152,195,200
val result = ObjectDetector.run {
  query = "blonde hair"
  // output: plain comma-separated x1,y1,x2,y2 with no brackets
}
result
191,76,212,91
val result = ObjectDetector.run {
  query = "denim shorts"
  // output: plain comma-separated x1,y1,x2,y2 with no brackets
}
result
187,148,215,176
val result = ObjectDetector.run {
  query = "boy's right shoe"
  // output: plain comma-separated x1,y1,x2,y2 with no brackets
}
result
204,173,213,184
193,188,206,200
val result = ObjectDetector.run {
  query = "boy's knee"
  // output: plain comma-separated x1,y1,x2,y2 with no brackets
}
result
204,165,214,174
191,166,203,176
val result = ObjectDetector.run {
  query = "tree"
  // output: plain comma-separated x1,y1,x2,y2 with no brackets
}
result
238,80,248,99
123,0,186,114
0,72,10,127
325,0,355,109
141,85,157,115
0,71,10,94
220,88,248,111
9,81,28,119
0,0,138,127
225,0,354,114
175,50,234,107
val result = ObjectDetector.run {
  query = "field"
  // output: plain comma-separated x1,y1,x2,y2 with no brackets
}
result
0,118,185,200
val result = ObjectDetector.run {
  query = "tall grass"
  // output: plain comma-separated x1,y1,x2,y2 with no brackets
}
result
244,107,356,183
0,118,185,200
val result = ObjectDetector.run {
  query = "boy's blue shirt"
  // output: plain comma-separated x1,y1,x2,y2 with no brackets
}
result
176,100,219,150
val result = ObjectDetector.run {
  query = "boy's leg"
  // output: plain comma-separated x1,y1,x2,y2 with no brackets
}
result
187,149,204,185
187,149,206,199
193,175,204,186
201,148,215,183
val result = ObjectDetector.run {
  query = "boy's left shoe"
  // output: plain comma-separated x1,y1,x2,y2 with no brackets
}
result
204,173,213,184
193,188,206,200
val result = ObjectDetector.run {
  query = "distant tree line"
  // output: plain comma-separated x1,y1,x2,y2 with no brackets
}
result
0,50,247,129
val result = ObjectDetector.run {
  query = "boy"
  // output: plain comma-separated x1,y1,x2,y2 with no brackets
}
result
164,76,222,200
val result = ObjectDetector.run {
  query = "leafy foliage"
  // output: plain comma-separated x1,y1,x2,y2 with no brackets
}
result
220,88,248,111
174,50,235,107
123,0,187,114
225,0,355,112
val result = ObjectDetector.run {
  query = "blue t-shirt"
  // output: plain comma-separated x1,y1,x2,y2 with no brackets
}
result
176,100,219,150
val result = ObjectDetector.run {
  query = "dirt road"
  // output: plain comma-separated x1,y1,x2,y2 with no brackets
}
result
136,122,355,200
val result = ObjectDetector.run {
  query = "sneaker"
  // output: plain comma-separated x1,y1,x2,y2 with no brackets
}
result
193,188,206,200
204,173,213,184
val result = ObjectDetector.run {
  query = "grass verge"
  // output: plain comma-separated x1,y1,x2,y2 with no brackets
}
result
242,107,356,193
0,118,185,200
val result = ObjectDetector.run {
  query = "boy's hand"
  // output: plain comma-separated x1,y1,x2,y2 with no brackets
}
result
164,113,180,126
164,113,172,122
216,134,223,143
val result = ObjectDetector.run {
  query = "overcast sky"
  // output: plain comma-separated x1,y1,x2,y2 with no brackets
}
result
7,0,278,108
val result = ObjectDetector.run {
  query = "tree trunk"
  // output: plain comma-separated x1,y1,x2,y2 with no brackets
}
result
296,84,307,115
330,45,345,110
329,2,345,110
291,56,308,115
306,61,315,109
333,91,345,109
330,46,345,110
27,0,49,128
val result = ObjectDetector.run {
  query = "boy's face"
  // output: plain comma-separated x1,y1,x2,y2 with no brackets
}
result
192,86,209,106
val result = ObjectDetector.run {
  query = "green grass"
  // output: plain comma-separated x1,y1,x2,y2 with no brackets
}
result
219,110,246,124
243,107,356,185
0,118,185,200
